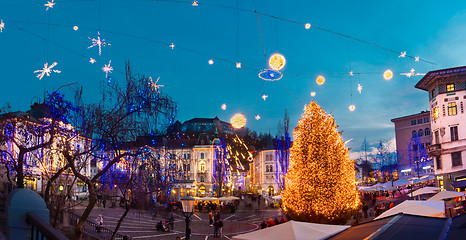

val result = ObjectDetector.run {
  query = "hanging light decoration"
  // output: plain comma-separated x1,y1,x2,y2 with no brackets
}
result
305,23,311,29
316,75,325,85
383,69,393,80
268,53,286,71
310,92,316,97
231,113,246,129
349,105,356,111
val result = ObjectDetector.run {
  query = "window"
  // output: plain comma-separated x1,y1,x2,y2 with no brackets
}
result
269,165,273,172
265,165,269,172
412,130,417,138
418,129,424,137
199,162,206,173
187,164,190,171
452,151,462,167
200,176,204,182
433,107,439,120
424,117,429,123
451,126,459,141
461,102,464,114
200,153,204,159
434,131,439,144
443,105,446,116
411,120,417,125
448,102,457,116
425,128,430,136
431,90,435,98
436,156,442,170
447,83,455,92
417,119,423,124
266,155,269,161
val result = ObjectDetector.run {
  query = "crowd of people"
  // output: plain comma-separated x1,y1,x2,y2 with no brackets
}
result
209,210,224,237
260,216,287,229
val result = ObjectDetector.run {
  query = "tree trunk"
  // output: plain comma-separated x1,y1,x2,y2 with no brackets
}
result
111,203,131,240
74,183,96,240
16,149,24,188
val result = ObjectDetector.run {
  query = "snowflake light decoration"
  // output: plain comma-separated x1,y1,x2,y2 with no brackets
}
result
399,51,406,58
255,115,261,120
0,20,4,33
236,62,241,68
34,62,61,80
349,71,354,76
44,0,55,11
192,1,198,6
149,77,164,94
401,68,425,78
221,104,227,110
310,92,316,97
169,43,175,49
89,58,96,64
415,56,420,62
88,31,109,56
102,60,113,78
357,83,363,94
262,94,268,101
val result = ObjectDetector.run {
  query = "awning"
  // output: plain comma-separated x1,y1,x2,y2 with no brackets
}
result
451,180,466,188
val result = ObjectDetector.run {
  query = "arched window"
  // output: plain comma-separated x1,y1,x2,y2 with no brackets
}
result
425,128,431,136
418,129,424,137
412,130,417,138
269,165,273,172
199,162,206,173
265,155,269,162
265,165,269,172
200,176,204,182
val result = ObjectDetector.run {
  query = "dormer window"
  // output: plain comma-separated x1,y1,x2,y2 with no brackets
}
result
446,84,455,92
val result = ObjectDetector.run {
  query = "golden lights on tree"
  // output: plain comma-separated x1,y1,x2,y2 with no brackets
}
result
282,101,360,224
230,113,246,129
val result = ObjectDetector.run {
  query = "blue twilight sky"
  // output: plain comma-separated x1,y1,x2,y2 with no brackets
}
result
1,0,466,158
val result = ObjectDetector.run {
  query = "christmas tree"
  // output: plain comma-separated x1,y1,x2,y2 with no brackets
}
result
282,101,360,224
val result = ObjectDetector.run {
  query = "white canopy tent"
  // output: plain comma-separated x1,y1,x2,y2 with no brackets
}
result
428,191,465,201
232,220,349,240
374,200,445,220
272,195,282,200
393,179,410,187
411,186,441,197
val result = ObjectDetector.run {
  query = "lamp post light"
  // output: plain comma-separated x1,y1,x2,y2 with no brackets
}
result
180,196,195,240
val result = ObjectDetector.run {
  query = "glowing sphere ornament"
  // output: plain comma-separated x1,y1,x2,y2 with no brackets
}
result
305,23,311,29
230,113,246,129
268,53,286,71
383,70,393,80
221,104,227,110
316,75,325,85
349,105,356,111
73,26,79,31
208,59,214,65
259,69,283,81
310,92,316,97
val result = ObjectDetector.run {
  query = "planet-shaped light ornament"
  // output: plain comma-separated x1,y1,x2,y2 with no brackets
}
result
268,53,286,71
316,75,325,85
259,69,283,81
384,69,393,80
349,105,356,111
231,113,247,129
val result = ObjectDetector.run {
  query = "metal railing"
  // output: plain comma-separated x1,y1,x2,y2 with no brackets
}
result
69,212,127,240
26,212,69,240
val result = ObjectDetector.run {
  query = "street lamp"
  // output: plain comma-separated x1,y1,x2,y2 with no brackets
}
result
180,196,195,240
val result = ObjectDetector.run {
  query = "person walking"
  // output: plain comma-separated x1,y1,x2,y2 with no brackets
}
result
95,214,104,232
213,219,219,237
218,218,224,237
209,211,214,226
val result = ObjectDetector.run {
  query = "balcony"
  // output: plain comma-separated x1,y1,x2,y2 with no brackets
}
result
427,144,441,156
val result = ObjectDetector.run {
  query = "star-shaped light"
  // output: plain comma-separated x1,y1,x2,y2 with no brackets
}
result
192,1,198,6
0,20,4,33
415,56,420,62
34,62,61,80
255,115,261,120
310,92,316,97
102,60,113,78
262,94,268,101
236,62,241,68
400,68,425,78
399,51,406,58
88,31,109,56
169,43,175,49
221,104,227,110
149,77,164,94
357,83,363,94
349,71,354,76
44,0,55,11
89,58,96,64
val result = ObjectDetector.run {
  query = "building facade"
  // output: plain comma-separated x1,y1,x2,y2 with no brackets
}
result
415,66,466,191
251,149,279,196
391,111,433,178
